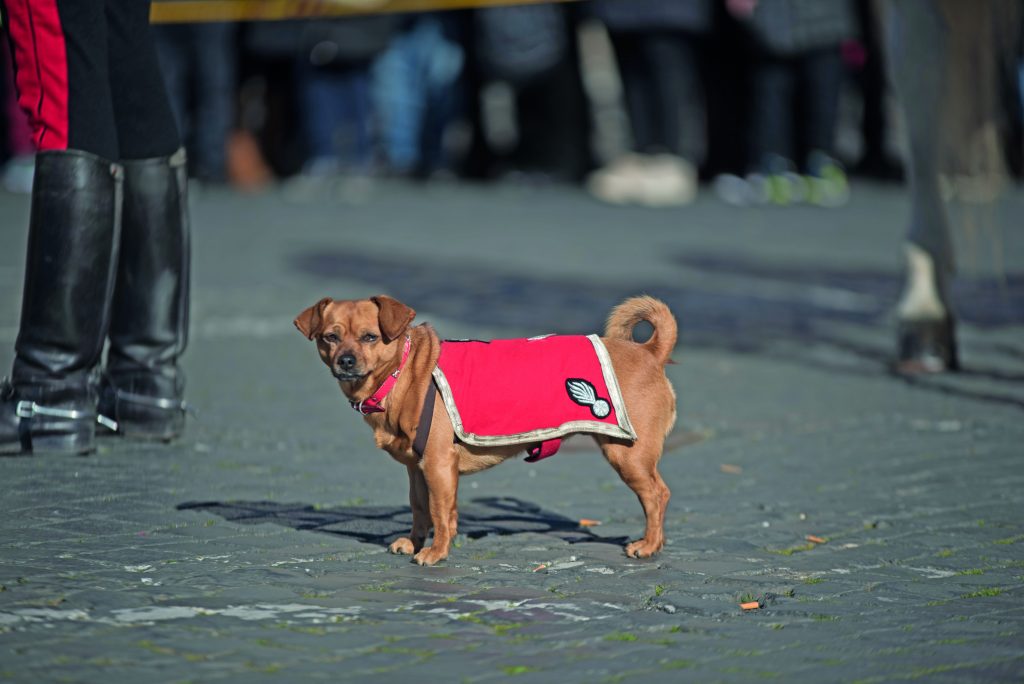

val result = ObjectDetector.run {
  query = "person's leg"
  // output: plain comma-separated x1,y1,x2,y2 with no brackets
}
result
100,0,191,438
637,31,699,207
610,31,659,154
296,61,345,173
512,14,590,182
153,25,191,162
421,15,464,174
192,23,236,182
0,0,124,454
883,0,957,372
350,67,374,172
644,32,700,157
800,46,850,207
854,0,900,178
586,30,654,204
750,52,803,205
3,0,119,158
333,64,373,173
372,22,427,175
104,0,180,160
514,55,589,181
751,53,796,167
556,9,594,181
800,47,844,160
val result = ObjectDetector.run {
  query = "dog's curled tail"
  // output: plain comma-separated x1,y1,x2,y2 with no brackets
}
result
605,296,678,365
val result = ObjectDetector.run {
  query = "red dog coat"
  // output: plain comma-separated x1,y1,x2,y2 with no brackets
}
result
432,335,636,461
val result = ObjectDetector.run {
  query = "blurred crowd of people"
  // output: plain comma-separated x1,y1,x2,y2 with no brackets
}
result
1,0,1022,208
0,0,1020,455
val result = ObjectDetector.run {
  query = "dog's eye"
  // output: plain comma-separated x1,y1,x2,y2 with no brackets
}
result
323,332,340,344
361,333,378,344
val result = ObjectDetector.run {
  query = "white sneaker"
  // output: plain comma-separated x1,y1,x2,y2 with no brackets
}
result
637,154,697,208
586,154,646,205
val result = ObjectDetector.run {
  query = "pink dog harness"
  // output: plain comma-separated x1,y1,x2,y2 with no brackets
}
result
430,335,636,461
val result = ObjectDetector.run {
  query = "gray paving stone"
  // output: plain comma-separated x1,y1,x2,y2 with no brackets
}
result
2,183,1023,682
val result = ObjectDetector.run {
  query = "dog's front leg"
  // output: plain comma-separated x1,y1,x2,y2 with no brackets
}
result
389,464,431,555
413,447,459,566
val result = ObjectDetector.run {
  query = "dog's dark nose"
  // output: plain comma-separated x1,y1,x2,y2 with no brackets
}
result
338,354,357,371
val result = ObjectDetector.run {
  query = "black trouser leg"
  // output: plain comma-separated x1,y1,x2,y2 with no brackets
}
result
105,0,181,159
611,32,660,153
855,0,891,166
800,47,844,160
96,0,189,439
751,54,797,167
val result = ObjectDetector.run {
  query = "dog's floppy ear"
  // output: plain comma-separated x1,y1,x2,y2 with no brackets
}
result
294,297,333,340
371,295,416,343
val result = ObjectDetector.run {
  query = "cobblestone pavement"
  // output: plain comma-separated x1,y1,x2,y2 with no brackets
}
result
1,182,1023,683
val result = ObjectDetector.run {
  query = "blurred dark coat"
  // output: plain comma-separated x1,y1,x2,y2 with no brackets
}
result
591,0,712,33
747,0,855,55
474,4,569,84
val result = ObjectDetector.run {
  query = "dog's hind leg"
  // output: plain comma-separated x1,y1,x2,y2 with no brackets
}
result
599,437,671,558
390,464,432,555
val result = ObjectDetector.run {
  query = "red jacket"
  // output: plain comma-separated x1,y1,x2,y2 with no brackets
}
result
433,335,636,461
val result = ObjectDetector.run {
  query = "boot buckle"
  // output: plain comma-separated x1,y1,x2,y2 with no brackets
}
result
16,400,88,420
97,414,119,432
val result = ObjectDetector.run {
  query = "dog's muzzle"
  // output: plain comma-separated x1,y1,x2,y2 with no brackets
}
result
332,370,366,382
333,352,364,380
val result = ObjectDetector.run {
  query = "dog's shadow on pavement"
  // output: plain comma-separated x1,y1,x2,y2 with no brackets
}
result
177,496,627,548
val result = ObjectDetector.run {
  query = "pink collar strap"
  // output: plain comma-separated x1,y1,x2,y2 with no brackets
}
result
350,336,412,415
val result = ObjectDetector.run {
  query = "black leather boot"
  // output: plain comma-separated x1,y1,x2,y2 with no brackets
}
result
99,149,190,441
0,150,123,455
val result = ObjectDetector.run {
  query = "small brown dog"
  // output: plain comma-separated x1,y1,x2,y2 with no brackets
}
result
295,295,677,566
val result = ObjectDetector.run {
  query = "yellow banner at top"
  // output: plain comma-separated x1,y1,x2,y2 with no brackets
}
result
150,0,577,23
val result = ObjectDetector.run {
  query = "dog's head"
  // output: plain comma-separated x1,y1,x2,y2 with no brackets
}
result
294,295,416,390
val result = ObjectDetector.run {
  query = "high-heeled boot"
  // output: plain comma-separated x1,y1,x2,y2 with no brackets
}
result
896,244,959,373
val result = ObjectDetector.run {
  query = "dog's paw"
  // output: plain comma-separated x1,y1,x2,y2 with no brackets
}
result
625,539,663,559
389,537,416,555
413,547,448,566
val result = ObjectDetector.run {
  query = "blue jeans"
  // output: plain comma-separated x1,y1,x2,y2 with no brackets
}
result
372,17,463,174
295,60,374,173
